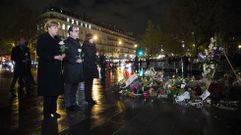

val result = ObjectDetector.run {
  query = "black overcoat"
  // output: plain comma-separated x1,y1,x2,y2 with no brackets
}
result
11,45,31,75
82,41,99,80
36,33,64,96
63,37,83,83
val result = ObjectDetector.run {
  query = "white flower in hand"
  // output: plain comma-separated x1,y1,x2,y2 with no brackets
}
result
59,41,67,53
59,41,65,45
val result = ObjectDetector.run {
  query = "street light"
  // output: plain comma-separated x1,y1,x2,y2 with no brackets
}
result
238,45,241,49
181,40,185,48
137,48,144,57
192,32,198,55
118,40,122,45
134,44,138,48
93,35,98,41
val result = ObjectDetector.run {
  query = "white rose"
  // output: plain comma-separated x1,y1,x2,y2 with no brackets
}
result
59,41,65,45
181,84,186,89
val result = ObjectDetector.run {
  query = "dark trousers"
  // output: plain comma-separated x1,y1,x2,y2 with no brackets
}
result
43,96,58,115
64,83,78,107
10,69,31,95
10,68,23,90
84,78,94,102
101,66,105,79
21,75,31,94
10,75,23,90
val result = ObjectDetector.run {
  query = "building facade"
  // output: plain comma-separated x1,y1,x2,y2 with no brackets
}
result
36,7,137,58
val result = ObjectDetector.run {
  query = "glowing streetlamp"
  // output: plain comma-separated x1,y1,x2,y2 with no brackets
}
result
181,40,185,47
238,45,241,49
11,43,15,47
93,35,98,41
134,44,138,48
137,48,144,57
118,40,122,45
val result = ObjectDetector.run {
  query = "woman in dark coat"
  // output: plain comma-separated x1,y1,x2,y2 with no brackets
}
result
82,33,99,105
37,21,65,118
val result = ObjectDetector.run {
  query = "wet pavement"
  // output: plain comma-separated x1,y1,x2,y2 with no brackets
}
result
1,69,241,135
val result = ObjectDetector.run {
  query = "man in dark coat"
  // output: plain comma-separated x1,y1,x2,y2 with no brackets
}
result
134,56,139,73
37,21,65,118
82,33,99,105
63,25,83,111
99,52,106,79
10,38,32,97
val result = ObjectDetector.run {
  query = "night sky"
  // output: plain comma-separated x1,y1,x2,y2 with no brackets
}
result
0,0,241,38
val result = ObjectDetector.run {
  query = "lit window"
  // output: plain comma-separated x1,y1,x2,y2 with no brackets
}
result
81,22,83,27
89,24,91,29
76,21,79,25
58,22,61,28
67,25,70,30
62,24,65,30
85,23,88,28
72,19,74,24
67,18,70,22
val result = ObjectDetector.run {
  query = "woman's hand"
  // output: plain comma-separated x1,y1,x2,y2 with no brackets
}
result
54,55,65,61
76,59,83,63
61,54,66,59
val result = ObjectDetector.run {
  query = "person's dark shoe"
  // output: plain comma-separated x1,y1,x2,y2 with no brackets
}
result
83,101,89,106
10,92,17,97
32,82,37,85
72,105,81,111
44,114,54,119
18,92,25,98
9,88,16,97
66,106,77,112
66,106,72,111
44,113,61,119
89,100,97,105
26,93,34,97
53,113,61,118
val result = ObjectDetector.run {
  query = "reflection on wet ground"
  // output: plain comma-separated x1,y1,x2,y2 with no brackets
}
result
1,69,241,135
